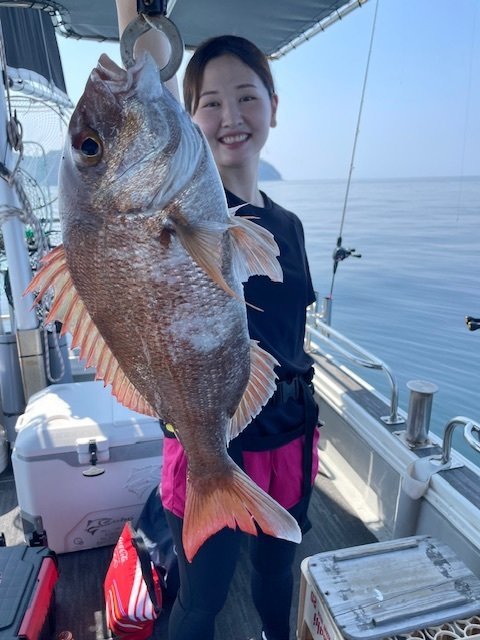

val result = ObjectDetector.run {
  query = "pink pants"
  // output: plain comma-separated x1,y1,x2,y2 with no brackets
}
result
161,427,320,518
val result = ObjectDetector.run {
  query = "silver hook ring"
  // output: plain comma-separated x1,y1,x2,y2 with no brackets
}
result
464,421,480,454
120,14,184,81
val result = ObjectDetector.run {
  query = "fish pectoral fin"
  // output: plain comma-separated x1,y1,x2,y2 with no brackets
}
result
229,340,279,440
24,245,157,418
174,219,240,300
183,464,301,562
228,214,283,284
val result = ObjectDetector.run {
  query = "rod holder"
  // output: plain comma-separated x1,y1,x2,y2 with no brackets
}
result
405,380,438,446
16,328,47,403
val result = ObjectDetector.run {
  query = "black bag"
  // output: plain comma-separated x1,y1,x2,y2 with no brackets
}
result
135,486,179,602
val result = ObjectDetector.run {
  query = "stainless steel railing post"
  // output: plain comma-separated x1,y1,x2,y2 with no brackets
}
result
405,380,438,446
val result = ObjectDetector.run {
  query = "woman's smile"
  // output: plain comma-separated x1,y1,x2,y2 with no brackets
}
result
219,132,251,145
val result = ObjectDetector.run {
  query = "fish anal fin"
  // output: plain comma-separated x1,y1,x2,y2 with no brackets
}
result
228,214,283,284
25,245,157,418
229,340,278,440
183,464,301,562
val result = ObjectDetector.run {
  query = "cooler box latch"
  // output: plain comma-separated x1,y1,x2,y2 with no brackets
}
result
76,436,110,465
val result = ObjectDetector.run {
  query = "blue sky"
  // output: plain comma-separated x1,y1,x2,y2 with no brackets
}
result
56,0,480,181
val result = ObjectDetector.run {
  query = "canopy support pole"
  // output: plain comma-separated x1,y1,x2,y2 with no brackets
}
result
0,20,47,400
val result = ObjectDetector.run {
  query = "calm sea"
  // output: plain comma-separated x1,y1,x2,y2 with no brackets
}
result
17,178,479,464
260,176,480,464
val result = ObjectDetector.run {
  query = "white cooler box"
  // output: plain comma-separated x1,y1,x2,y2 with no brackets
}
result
12,381,163,554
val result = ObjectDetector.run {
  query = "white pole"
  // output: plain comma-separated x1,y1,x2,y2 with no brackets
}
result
0,23,46,400
0,200,38,330
0,95,37,329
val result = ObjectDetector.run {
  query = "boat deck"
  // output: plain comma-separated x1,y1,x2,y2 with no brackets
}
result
0,457,376,640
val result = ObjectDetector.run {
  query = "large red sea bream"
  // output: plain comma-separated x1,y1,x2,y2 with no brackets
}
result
26,54,301,560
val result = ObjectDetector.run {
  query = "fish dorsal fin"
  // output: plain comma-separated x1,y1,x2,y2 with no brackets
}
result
24,245,157,418
173,219,240,300
228,212,283,284
228,339,279,440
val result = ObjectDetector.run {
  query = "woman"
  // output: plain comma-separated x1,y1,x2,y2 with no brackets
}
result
116,6,320,640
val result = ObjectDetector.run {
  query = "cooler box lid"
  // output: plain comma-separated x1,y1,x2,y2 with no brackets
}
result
14,381,162,457
306,535,480,640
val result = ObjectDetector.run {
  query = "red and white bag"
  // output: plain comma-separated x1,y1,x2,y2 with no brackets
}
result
104,522,162,639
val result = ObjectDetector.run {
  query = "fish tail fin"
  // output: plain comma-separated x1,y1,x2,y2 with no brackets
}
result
183,464,301,562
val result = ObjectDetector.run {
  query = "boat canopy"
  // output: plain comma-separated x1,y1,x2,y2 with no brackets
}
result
1,6,69,105
0,0,367,57
0,0,367,105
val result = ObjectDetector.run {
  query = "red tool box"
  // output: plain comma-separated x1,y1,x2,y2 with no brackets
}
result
0,538,58,640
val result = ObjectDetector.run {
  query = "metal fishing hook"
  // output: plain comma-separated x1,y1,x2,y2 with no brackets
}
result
120,8,183,80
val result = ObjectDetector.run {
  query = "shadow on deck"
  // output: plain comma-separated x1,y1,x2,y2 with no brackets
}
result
0,463,376,640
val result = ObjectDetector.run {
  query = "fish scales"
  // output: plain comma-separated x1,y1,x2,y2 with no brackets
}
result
25,53,301,560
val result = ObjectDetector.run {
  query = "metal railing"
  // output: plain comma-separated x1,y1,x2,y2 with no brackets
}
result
436,417,480,466
305,301,404,425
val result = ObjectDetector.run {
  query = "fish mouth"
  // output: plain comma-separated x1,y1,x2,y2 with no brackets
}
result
90,53,163,100
86,53,172,205
81,53,202,214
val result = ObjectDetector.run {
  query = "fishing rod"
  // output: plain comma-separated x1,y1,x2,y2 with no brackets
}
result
327,0,381,306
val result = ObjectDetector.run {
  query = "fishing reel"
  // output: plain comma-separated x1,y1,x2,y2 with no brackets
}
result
120,0,184,80
465,316,480,332
332,236,361,275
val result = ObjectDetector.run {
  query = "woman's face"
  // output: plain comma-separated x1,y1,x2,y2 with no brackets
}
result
192,54,278,173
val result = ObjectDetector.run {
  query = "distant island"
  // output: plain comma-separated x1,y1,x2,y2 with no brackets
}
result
22,150,282,186
259,159,282,181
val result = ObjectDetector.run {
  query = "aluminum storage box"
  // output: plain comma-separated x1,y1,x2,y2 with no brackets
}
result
12,381,163,554
297,536,480,640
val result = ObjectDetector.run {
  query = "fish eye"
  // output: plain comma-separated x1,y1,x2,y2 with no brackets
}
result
81,137,100,156
72,130,103,166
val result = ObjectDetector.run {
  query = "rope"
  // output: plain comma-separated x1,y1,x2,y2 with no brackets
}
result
38,10,55,91
0,20,24,181
455,1,478,223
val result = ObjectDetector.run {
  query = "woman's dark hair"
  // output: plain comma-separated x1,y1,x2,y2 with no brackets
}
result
183,35,276,115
